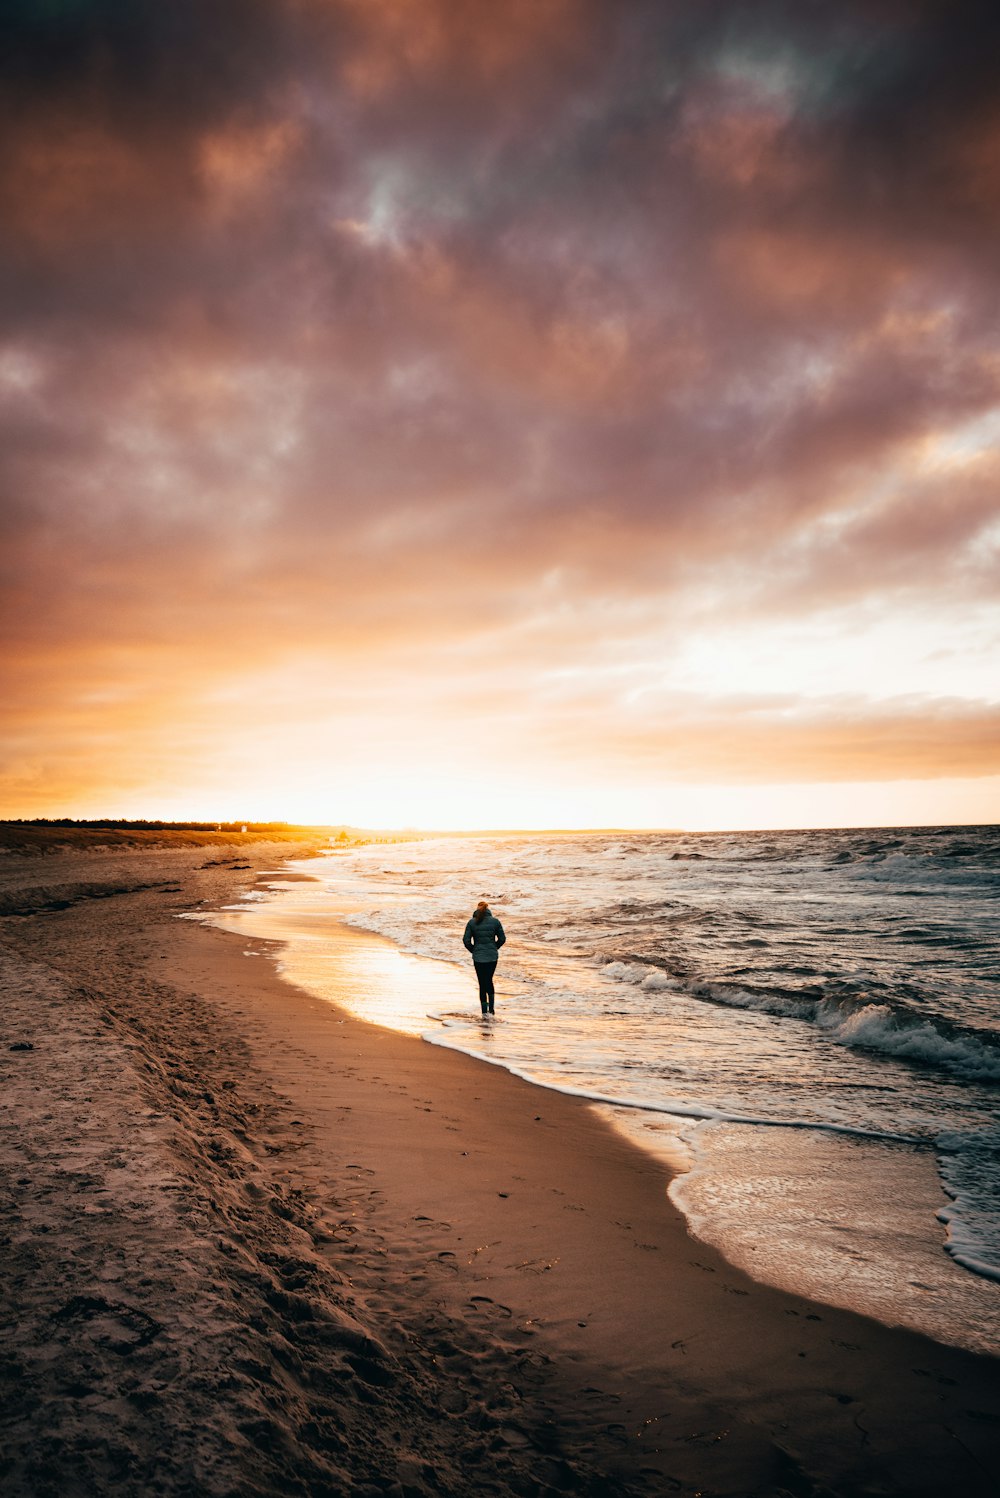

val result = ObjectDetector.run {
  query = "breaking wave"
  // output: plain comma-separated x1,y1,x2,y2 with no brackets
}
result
599,960,1000,1084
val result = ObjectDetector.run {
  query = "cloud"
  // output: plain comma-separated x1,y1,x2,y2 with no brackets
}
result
1,0,998,817
569,692,1000,783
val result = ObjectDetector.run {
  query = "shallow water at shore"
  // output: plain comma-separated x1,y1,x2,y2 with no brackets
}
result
205,826,1000,1356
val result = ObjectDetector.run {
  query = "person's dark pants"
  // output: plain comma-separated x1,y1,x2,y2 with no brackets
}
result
474,960,497,1013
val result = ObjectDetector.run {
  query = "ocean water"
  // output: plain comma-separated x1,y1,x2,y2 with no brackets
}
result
208,825,1000,1356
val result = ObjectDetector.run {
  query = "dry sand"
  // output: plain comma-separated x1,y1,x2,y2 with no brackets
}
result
1,834,998,1497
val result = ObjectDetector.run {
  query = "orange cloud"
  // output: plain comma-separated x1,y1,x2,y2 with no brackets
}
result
587,697,1000,785
340,0,585,98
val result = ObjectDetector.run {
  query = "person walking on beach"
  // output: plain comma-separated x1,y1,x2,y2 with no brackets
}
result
463,900,505,1015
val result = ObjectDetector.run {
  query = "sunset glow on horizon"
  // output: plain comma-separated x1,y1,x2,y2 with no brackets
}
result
2,2,998,833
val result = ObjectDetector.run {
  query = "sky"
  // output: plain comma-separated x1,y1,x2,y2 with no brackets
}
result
1,0,998,831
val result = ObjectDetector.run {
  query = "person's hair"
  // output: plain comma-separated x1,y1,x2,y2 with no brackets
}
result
473,901,489,924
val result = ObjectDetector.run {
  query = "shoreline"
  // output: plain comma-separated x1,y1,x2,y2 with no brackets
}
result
219,855,1000,1360
2,838,999,1496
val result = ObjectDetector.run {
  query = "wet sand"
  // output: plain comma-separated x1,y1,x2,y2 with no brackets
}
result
1,834,998,1496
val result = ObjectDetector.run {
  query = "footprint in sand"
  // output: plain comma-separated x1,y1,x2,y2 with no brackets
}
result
469,1296,513,1319
512,1257,558,1275
52,1295,161,1354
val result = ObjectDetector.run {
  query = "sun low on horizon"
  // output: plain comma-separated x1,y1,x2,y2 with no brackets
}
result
1,2,998,835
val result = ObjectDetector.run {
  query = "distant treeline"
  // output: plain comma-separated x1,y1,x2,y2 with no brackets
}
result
3,818,299,831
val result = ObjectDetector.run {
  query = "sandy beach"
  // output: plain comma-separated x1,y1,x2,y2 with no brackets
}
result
1,834,998,1497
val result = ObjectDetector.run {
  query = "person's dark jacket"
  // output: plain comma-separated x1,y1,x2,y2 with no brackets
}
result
463,913,506,964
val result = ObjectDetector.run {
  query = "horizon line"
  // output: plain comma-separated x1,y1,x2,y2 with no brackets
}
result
2,816,997,836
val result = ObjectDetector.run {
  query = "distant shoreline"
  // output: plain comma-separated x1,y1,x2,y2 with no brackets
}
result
3,819,997,851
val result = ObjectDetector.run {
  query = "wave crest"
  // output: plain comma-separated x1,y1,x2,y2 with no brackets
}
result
599,960,1000,1083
